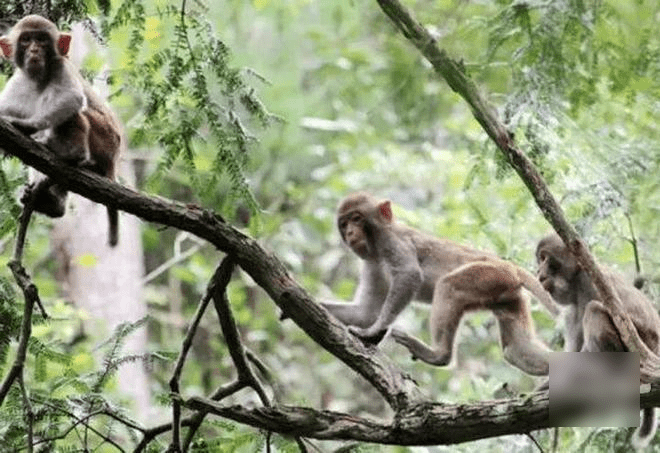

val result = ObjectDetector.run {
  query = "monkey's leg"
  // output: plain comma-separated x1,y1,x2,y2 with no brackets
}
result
321,301,379,329
21,173,68,218
391,283,463,366
494,300,551,376
581,300,625,352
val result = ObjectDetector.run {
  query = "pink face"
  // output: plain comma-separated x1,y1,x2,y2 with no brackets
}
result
338,211,370,258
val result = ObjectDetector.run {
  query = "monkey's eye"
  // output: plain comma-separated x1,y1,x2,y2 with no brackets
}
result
548,258,561,273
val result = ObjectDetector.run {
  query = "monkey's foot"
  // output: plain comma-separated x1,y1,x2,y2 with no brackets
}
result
348,326,388,346
77,158,97,169
19,183,37,205
390,328,418,359
391,328,451,366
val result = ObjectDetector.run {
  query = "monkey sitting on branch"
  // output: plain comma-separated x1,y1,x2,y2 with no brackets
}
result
0,15,122,247
536,233,660,446
321,192,559,376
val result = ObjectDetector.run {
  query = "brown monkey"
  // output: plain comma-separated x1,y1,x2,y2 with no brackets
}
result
322,192,559,376
536,233,660,446
0,15,121,246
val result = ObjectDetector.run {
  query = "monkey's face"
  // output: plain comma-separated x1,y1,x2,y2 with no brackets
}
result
536,239,580,305
338,211,371,259
16,30,53,79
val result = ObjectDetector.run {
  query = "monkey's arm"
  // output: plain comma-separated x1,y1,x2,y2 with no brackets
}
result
0,74,37,120
350,241,422,339
321,263,390,328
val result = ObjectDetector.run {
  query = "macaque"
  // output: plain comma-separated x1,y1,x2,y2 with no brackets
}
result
0,15,122,246
536,233,660,446
322,192,559,376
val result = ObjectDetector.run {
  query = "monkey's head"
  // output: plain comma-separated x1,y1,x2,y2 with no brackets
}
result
337,192,393,260
536,233,581,304
0,15,71,82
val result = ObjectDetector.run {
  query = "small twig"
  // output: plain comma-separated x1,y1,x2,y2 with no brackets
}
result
169,285,216,452
19,374,34,453
209,259,270,406
30,402,126,452
526,432,544,452
12,188,47,318
142,233,204,284
168,257,236,451
12,185,36,263
0,262,38,405
625,213,644,289
179,380,247,452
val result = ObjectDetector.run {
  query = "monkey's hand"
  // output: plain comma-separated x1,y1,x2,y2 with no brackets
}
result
3,116,41,135
348,325,388,346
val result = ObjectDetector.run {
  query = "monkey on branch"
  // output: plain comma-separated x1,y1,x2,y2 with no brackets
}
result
0,15,122,247
322,192,560,376
536,233,660,446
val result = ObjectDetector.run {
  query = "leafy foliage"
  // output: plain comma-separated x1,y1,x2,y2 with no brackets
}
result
107,1,277,216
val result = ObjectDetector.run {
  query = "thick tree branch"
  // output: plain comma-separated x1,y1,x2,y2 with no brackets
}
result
374,0,660,380
184,392,553,445
0,118,421,411
185,383,660,445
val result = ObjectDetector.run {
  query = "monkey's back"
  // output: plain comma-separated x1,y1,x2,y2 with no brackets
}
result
82,85,122,177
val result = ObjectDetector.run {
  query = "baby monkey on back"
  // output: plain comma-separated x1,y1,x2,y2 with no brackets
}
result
322,192,559,376
0,15,122,246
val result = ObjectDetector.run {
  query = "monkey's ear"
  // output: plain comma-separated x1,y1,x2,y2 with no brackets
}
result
378,200,393,222
57,33,72,56
0,37,12,59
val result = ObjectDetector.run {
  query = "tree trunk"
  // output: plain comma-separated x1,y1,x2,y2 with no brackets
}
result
51,159,151,422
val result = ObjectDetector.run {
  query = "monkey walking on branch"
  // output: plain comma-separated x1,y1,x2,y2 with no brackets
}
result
321,192,559,376
0,15,122,246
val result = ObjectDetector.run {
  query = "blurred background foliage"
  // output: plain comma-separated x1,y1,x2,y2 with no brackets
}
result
1,0,659,451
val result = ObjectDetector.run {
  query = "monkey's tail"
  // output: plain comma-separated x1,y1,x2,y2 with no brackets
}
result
108,207,118,247
633,408,657,448
517,268,560,317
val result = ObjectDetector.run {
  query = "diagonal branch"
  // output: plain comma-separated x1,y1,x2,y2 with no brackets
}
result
374,0,660,380
0,118,422,411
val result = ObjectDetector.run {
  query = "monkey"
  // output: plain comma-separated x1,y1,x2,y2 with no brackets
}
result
536,233,660,446
321,192,560,376
0,15,122,246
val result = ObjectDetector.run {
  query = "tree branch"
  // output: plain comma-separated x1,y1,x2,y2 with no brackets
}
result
184,392,552,445
374,0,660,380
0,118,421,412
